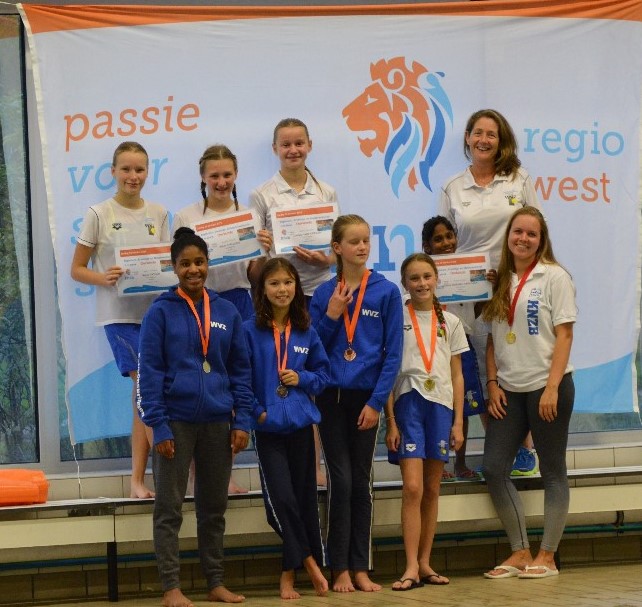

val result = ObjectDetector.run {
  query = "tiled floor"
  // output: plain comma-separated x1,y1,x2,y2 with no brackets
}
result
44,561,642,607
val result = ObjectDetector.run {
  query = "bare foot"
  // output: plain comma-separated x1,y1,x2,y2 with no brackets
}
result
280,570,300,600
228,478,248,494
303,556,328,596
353,571,382,592
207,585,245,603
163,588,194,607
130,480,154,499
332,570,355,592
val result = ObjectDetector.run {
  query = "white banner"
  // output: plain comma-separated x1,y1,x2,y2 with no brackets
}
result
19,1,642,441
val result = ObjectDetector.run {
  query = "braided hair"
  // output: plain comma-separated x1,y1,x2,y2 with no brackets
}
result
198,144,239,214
400,252,447,340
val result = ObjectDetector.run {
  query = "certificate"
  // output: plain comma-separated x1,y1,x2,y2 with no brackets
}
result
115,244,176,296
271,202,338,255
192,210,262,267
434,253,491,304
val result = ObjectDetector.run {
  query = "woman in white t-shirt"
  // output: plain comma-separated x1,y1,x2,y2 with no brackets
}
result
71,141,169,499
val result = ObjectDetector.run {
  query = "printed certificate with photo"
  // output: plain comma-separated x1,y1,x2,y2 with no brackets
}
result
115,244,176,296
434,253,491,303
271,202,338,255
192,210,263,267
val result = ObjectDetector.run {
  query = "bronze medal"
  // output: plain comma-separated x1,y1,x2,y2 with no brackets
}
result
506,332,517,345
203,360,211,373
344,347,356,362
276,384,288,398
424,377,435,391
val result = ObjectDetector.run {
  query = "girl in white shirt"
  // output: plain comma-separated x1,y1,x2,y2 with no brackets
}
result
71,141,169,499
385,252,467,590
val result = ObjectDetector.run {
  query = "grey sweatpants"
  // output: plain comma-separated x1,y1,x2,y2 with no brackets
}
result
152,420,232,592
482,373,574,552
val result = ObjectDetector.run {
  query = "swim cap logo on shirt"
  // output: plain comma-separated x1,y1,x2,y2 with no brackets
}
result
342,57,453,198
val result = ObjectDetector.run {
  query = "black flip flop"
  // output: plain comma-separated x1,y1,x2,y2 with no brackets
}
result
392,578,424,591
421,573,449,585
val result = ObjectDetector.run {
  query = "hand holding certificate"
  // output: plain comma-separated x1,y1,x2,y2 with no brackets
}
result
192,209,263,267
271,202,338,255
115,244,176,296
434,253,492,303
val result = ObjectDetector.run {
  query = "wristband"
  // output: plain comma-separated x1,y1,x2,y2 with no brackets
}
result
486,379,499,386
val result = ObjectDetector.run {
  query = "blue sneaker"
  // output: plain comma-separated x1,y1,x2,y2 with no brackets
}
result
511,447,538,476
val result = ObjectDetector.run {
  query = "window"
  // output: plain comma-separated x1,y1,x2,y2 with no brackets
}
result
0,15,37,464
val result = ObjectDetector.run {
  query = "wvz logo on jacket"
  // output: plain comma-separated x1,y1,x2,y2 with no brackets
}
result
361,309,380,318
526,300,539,335
210,321,227,330
293,346,309,354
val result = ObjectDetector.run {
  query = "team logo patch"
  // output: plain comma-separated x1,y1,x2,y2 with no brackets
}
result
112,222,122,230
145,222,156,236
342,57,453,198
405,443,417,453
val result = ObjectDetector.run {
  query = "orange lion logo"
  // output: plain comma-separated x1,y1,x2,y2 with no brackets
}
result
343,57,453,197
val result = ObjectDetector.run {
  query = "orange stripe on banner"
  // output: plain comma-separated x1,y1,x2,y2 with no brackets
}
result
20,0,642,35
119,245,171,257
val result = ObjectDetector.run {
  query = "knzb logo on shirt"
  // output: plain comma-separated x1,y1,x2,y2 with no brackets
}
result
527,300,539,335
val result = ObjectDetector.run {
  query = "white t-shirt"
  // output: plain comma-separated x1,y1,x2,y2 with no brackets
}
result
489,262,576,392
172,201,251,293
439,166,542,269
77,198,170,325
249,171,338,295
394,305,469,410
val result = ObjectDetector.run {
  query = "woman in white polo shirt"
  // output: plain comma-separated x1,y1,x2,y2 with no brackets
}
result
481,207,576,580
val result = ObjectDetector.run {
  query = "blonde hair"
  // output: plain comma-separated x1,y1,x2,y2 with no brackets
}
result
112,141,148,167
331,214,369,281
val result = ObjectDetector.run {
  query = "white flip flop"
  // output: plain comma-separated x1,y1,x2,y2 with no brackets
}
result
518,565,559,579
484,565,523,579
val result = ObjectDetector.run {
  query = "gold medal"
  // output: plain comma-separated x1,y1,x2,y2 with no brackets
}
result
276,384,288,398
344,347,356,361
424,377,435,391
203,360,211,373
506,332,517,344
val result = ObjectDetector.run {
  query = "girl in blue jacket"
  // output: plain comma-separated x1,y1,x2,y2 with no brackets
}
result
243,257,330,600
137,227,253,606
309,214,403,593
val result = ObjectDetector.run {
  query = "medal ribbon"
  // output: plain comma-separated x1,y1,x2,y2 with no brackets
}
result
176,288,210,360
272,320,292,376
507,259,538,328
341,270,371,348
407,302,438,376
